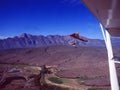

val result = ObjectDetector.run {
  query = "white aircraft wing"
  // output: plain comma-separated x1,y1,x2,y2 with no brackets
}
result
82,0,120,36
81,1,120,90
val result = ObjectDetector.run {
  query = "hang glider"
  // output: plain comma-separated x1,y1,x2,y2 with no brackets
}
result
70,32,88,42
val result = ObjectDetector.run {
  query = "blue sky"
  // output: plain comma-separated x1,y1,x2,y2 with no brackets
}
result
0,0,103,39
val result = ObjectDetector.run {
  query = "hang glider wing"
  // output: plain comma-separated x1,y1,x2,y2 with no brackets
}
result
70,33,88,42
81,0,120,37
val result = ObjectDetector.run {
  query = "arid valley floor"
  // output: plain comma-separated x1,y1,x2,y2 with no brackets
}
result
0,45,120,90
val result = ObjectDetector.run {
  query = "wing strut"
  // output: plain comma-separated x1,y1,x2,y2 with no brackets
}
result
100,23,119,90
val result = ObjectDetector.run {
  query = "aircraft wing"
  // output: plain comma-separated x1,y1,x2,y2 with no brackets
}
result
81,0,120,37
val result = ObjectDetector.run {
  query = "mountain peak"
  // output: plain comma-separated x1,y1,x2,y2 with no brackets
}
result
20,33,32,38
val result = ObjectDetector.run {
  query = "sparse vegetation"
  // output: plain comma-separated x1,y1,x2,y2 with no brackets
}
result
76,76,95,85
77,76,94,81
88,87,108,90
48,77,66,84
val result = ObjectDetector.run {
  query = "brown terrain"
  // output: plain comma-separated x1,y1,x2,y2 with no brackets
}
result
0,45,120,90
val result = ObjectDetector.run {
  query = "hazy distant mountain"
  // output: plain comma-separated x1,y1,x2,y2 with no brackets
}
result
1,33,120,50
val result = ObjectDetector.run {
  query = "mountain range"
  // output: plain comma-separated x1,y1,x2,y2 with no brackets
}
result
0,33,120,50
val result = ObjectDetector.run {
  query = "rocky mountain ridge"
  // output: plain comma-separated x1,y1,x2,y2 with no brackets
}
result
0,33,119,50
